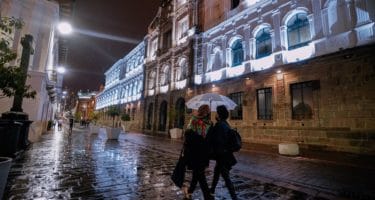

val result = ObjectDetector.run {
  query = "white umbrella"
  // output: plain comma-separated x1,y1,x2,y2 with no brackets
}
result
186,93,237,111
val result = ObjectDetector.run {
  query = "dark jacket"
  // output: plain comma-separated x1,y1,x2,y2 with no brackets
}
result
206,120,237,167
183,129,211,170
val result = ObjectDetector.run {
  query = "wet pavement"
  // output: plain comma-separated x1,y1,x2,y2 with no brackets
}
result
3,126,374,200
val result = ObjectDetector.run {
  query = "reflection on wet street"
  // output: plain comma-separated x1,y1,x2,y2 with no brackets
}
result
4,128,325,199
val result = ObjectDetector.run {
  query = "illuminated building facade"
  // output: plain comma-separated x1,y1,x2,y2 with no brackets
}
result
96,0,375,154
143,0,198,134
193,0,375,153
96,42,145,130
76,91,96,121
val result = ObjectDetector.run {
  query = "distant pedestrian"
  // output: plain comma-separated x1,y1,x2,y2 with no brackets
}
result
183,104,213,200
206,105,238,199
57,118,63,131
69,118,74,133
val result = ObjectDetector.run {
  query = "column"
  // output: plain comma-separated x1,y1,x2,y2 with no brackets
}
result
308,14,315,40
345,0,358,46
243,25,251,61
280,25,287,51
272,10,282,52
311,0,324,39
221,36,228,67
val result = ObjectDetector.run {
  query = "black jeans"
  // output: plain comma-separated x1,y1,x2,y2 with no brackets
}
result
211,160,237,200
188,168,212,200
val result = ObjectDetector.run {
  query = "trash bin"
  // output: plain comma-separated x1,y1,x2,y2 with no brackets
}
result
0,120,22,157
17,120,33,150
0,157,12,199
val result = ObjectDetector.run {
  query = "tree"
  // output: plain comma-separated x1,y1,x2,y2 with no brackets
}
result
89,111,99,125
107,106,120,127
75,111,82,122
121,112,130,122
0,17,36,100
120,112,130,132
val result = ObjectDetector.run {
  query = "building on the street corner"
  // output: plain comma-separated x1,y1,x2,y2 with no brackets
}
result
143,0,198,135
75,90,96,122
96,42,145,131
0,0,73,142
192,0,375,154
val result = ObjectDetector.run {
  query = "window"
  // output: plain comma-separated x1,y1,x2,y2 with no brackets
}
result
257,88,272,120
177,58,187,81
231,0,240,9
291,81,315,120
150,39,158,56
287,13,311,50
148,71,156,89
256,27,272,58
163,30,172,50
177,0,187,7
160,65,170,85
212,51,222,71
229,92,243,120
159,101,168,131
178,17,189,39
231,39,244,67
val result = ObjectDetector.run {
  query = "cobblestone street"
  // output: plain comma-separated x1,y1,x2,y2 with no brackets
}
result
3,126,374,200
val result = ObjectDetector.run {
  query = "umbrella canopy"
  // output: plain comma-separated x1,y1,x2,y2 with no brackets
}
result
186,93,237,111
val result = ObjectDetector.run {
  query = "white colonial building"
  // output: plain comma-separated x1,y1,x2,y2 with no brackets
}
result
143,0,198,134
194,0,375,84
0,0,66,141
96,42,145,130
191,0,375,154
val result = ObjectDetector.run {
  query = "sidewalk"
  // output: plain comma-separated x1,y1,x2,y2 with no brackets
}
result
122,132,375,200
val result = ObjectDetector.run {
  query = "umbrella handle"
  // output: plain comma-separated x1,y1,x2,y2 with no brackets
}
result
209,98,212,111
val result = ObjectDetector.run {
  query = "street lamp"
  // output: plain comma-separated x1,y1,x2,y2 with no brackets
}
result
56,66,66,74
57,22,73,35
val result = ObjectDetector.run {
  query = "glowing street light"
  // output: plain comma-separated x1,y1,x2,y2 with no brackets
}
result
56,66,66,74
57,22,72,35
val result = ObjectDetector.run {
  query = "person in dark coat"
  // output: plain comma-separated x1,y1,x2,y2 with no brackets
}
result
183,104,213,200
206,105,237,200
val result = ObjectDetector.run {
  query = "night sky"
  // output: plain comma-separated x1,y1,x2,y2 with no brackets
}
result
63,0,160,92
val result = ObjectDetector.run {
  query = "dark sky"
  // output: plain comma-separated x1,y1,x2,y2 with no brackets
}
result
63,0,160,92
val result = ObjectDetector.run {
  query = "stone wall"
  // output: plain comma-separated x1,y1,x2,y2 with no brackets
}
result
194,44,375,155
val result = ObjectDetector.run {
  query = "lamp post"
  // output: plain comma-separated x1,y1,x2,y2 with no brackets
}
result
10,35,34,113
2,34,34,152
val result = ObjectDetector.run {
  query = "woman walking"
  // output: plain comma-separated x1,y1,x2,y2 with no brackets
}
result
183,104,213,200
206,105,238,200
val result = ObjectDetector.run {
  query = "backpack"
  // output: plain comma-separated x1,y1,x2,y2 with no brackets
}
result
228,128,242,152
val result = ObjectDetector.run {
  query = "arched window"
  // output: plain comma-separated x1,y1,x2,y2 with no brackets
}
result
175,98,185,129
256,27,272,58
158,101,168,131
231,39,244,67
212,49,222,71
231,0,240,9
137,80,142,92
177,58,187,81
287,13,311,50
132,82,137,95
148,71,156,89
160,65,170,85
